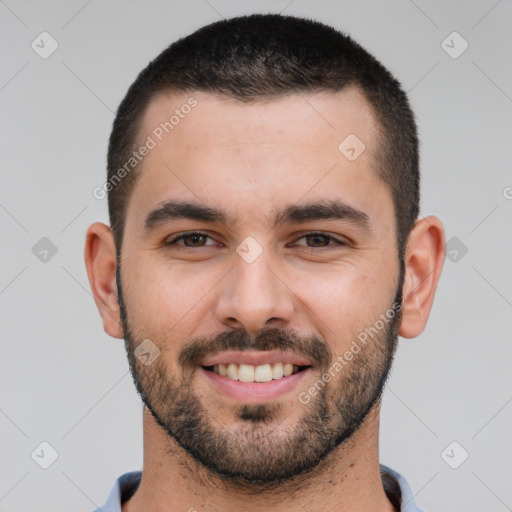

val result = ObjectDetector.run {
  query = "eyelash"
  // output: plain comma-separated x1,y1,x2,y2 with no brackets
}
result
165,231,347,250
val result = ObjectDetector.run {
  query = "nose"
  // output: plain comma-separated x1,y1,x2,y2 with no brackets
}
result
214,248,295,335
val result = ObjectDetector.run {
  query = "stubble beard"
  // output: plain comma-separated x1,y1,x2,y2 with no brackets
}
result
117,260,404,488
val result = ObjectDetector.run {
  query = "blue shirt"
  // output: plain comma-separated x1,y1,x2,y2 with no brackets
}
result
92,464,424,512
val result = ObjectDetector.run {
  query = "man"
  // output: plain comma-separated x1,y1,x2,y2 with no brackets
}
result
85,13,445,512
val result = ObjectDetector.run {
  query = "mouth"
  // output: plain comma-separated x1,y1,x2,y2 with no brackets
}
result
202,362,310,382
199,350,313,402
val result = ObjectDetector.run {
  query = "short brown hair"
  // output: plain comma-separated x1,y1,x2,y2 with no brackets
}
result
107,13,419,260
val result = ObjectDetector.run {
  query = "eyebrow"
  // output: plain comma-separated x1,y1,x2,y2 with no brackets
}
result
143,199,371,234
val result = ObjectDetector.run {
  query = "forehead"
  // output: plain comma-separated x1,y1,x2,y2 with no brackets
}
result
141,87,377,153
127,88,392,233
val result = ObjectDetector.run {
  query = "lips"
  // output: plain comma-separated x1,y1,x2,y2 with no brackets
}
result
200,350,313,367
199,364,312,402
198,350,313,401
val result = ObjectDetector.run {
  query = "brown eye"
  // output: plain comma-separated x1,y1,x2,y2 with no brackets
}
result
181,234,208,247
166,232,216,248
293,232,346,248
305,233,331,247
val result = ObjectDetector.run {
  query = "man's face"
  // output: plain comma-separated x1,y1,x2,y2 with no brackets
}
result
118,89,402,485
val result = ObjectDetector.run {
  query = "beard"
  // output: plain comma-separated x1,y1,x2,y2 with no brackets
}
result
116,258,404,489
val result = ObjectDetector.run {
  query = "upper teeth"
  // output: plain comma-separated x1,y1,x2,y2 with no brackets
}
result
212,363,299,382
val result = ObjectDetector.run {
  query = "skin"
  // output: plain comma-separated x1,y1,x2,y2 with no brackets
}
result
85,88,445,512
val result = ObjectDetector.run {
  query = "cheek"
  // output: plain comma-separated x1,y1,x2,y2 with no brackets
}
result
123,256,221,335
294,263,395,351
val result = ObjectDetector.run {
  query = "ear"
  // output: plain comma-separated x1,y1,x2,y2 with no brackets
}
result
399,215,446,338
84,222,124,339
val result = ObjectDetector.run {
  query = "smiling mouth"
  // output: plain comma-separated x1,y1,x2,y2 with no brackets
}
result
202,363,310,383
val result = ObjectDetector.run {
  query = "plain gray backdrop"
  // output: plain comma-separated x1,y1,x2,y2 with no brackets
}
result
1,1,511,511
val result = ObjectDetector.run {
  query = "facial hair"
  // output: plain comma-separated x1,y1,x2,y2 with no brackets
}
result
116,258,404,489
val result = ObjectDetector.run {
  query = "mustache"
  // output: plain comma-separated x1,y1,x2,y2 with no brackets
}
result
178,327,332,370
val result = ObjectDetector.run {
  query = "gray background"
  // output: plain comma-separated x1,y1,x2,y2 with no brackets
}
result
1,1,511,511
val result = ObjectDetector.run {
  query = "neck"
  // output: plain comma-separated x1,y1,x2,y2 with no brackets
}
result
123,404,395,512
